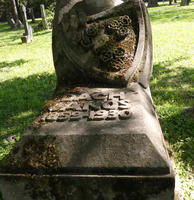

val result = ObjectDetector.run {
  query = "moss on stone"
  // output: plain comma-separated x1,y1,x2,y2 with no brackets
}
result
1,136,61,174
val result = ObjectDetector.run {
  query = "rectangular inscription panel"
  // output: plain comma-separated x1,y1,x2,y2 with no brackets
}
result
41,89,133,123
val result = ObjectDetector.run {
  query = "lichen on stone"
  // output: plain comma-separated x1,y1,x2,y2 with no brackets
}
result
1,136,61,174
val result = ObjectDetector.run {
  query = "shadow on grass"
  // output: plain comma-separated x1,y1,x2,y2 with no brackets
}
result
150,56,194,170
0,22,51,48
0,59,28,70
33,30,52,37
0,72,56,159
0,34,21,46
0,23,11,33
161,108,194,171
149,7,194,22
151,56,193,101
0,23,24,47
0,22,24,33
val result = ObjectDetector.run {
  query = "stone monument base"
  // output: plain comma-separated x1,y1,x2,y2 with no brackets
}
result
0,174,174,200
21,35,33,43
0,84,175,199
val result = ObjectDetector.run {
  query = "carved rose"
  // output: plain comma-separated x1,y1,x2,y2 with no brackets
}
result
106,20,120,34
100,51,114,63
115,27,129,40
80,31,93,49
114,47,125,59
119,15,131,27
85,25,97,38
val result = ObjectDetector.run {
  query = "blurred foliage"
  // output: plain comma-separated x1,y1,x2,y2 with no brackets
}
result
19,0,55,8
0,0,55,20
33,1,55,31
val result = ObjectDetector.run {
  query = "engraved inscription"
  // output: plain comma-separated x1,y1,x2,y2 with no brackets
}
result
102,99,118,110
43,91,132,122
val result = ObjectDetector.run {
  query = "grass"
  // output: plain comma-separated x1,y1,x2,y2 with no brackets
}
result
149,2,194,199
0,23,56,160
0,2,194,199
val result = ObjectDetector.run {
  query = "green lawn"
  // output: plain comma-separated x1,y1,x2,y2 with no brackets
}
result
0,2,194,199
0,24,56,160
149,2,194,199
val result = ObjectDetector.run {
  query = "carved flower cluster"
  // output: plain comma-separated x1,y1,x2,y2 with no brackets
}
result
100,47,126,71
79,25,98,49
106,15,131,41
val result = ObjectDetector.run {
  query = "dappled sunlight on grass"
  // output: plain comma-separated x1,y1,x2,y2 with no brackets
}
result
0,72,56,161
0,58,28,72
149,3,194,23
0,23,54,83
0,23,23,47
0,22,56,160
149,3,194,198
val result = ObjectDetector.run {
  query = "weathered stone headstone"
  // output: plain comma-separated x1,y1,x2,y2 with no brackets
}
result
20,5,33,43
7,17,16,29
29,7,36,23
0,0,175,199
16,19,23,28
40,4,49,29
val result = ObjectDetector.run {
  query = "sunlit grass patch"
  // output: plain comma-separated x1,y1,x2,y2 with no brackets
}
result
149,3,194,199
149,2,194,23
0,22,56,161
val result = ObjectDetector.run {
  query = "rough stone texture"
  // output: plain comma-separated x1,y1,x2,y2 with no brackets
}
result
0,85,175,199
21,34,33,43
0,174,174,200
0,1,175,199
1,86,170,176
52,0,151,88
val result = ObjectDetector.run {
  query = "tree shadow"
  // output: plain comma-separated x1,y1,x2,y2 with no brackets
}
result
149,7,194,22
0,72,56,158
150,56,194,170
0,23,24,33
0,22,51,48
33,30,52,37
0,23,24,47
151,56,193,101
0,23,11,33
0,59,28,70
161,109,193,170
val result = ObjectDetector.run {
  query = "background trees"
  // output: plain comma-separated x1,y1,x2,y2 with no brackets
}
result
148,0,159,7
180,0,190,6
11,0,22,27
0,0,55,22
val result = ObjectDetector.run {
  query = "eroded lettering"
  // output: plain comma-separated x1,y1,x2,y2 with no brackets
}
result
109,92,125,100
102,99,118,110
45,91,133,122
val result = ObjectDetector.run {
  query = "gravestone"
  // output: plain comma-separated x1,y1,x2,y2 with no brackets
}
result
40,4,49,29
0,0,175,199
20,5,33,43
7,17,16,29
29,7,36,23
16,19,23,29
